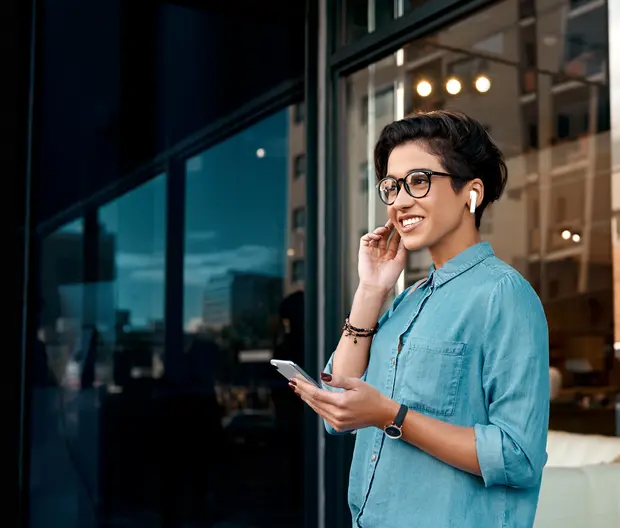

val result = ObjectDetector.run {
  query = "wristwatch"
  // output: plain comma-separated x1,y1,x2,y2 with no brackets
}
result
384,403,408,439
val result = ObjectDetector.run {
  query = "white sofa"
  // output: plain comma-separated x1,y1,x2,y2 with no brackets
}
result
545,430,620,467
534,431,620,528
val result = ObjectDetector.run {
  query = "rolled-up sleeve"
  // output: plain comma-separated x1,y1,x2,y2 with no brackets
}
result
474,272,550,489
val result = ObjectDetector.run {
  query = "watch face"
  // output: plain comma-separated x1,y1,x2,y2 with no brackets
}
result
384,425,402,439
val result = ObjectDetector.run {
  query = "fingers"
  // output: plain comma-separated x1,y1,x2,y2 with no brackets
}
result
360,220,394,249
386,227,402,257
304,400,343,431
305,398,330,419
377,221,394,250
294,380,338,405
292,380,353,432
360,231,382,247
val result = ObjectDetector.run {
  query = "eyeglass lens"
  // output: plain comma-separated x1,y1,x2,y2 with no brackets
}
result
377,171,430,204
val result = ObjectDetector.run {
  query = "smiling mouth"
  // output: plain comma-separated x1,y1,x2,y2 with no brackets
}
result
400,216,424,233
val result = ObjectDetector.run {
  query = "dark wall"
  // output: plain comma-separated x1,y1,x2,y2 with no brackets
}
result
1,0,32,524
34,0,305,226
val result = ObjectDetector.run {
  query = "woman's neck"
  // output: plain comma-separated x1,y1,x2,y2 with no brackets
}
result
429,223,481,269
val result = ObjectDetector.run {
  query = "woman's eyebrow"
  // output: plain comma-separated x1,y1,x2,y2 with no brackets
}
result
386,168,428,178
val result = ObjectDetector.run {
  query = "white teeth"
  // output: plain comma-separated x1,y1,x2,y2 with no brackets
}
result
402,217,423,227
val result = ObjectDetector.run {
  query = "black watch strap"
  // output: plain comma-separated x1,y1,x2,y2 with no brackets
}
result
393,403,408,427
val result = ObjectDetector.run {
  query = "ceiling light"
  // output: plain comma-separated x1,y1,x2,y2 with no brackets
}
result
475,76,491,93
416,80,432,97
446,78,461,95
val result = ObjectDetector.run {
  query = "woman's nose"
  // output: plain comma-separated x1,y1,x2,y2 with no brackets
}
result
392,185,414,209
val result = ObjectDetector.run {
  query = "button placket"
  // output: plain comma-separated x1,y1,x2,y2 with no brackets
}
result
390,286,434,400
358,282,435,524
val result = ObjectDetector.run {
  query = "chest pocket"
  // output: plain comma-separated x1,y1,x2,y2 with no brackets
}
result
397,337,465,417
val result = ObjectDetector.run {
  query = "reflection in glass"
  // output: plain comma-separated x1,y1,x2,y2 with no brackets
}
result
343,0,617,435
340,0,432,45
29,175,167,527
30,219,87,527
94,176,166,523
183,107,305,525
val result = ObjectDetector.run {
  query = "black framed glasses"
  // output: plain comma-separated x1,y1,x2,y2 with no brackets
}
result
376,169,455,205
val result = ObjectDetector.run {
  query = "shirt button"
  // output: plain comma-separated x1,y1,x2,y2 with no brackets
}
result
371,454,377,461
391,358,396,365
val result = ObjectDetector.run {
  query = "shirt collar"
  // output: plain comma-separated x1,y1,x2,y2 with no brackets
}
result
428,241,494,287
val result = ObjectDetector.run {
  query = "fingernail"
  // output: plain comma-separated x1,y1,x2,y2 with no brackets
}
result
288,380,297,388
320,373,332,382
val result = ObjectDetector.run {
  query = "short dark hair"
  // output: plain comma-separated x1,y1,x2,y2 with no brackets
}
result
374,110,508,228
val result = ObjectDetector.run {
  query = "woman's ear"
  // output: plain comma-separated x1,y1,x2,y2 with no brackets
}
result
470,179,484,204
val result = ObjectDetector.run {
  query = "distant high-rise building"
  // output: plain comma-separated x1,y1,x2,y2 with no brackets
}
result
285,103,307,295
201,271,283,340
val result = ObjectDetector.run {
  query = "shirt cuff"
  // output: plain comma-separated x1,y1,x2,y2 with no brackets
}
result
474,423,507,487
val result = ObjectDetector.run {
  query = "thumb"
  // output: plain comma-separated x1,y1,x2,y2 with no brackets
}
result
321,373,359,390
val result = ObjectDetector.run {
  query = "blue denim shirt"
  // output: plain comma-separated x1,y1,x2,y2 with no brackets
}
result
324,242,550,528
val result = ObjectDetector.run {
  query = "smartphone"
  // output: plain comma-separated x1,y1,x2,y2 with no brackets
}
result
270,359,321,388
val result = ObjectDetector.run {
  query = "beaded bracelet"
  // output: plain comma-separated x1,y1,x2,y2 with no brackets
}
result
342,314,379,344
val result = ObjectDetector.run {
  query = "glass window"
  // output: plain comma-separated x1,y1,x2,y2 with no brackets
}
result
339,0,433,46
360,86,394,126
360,161,370,194
30,219,86,528
292,206,306,229
342,0,617,436
291,259,305,283
294,153,306,179
184,106,306,525
294,101,305,124
29,174,166,526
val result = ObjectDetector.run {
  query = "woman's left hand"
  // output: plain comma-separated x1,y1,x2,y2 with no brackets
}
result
292,374,394,432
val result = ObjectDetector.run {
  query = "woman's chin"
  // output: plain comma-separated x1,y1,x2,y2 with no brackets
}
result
402,232,427,252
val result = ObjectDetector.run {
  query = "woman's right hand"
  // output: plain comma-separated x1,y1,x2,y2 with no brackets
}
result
358,220,407,294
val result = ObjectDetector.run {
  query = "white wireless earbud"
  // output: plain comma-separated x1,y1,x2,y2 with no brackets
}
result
469,190,477,215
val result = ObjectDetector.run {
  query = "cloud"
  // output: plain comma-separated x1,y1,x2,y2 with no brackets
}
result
118,245,282,285
59,220,84,234
186,156,203,173
186,230,217,242
117,252,164,269
183,245,281,285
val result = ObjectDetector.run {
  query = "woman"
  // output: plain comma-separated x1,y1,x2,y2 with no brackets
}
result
292,110,549,527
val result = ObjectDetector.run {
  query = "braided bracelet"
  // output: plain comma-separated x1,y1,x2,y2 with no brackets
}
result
342,314,379,344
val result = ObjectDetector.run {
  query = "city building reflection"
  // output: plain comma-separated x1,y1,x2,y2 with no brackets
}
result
30,105,307,527
181,107,306,525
